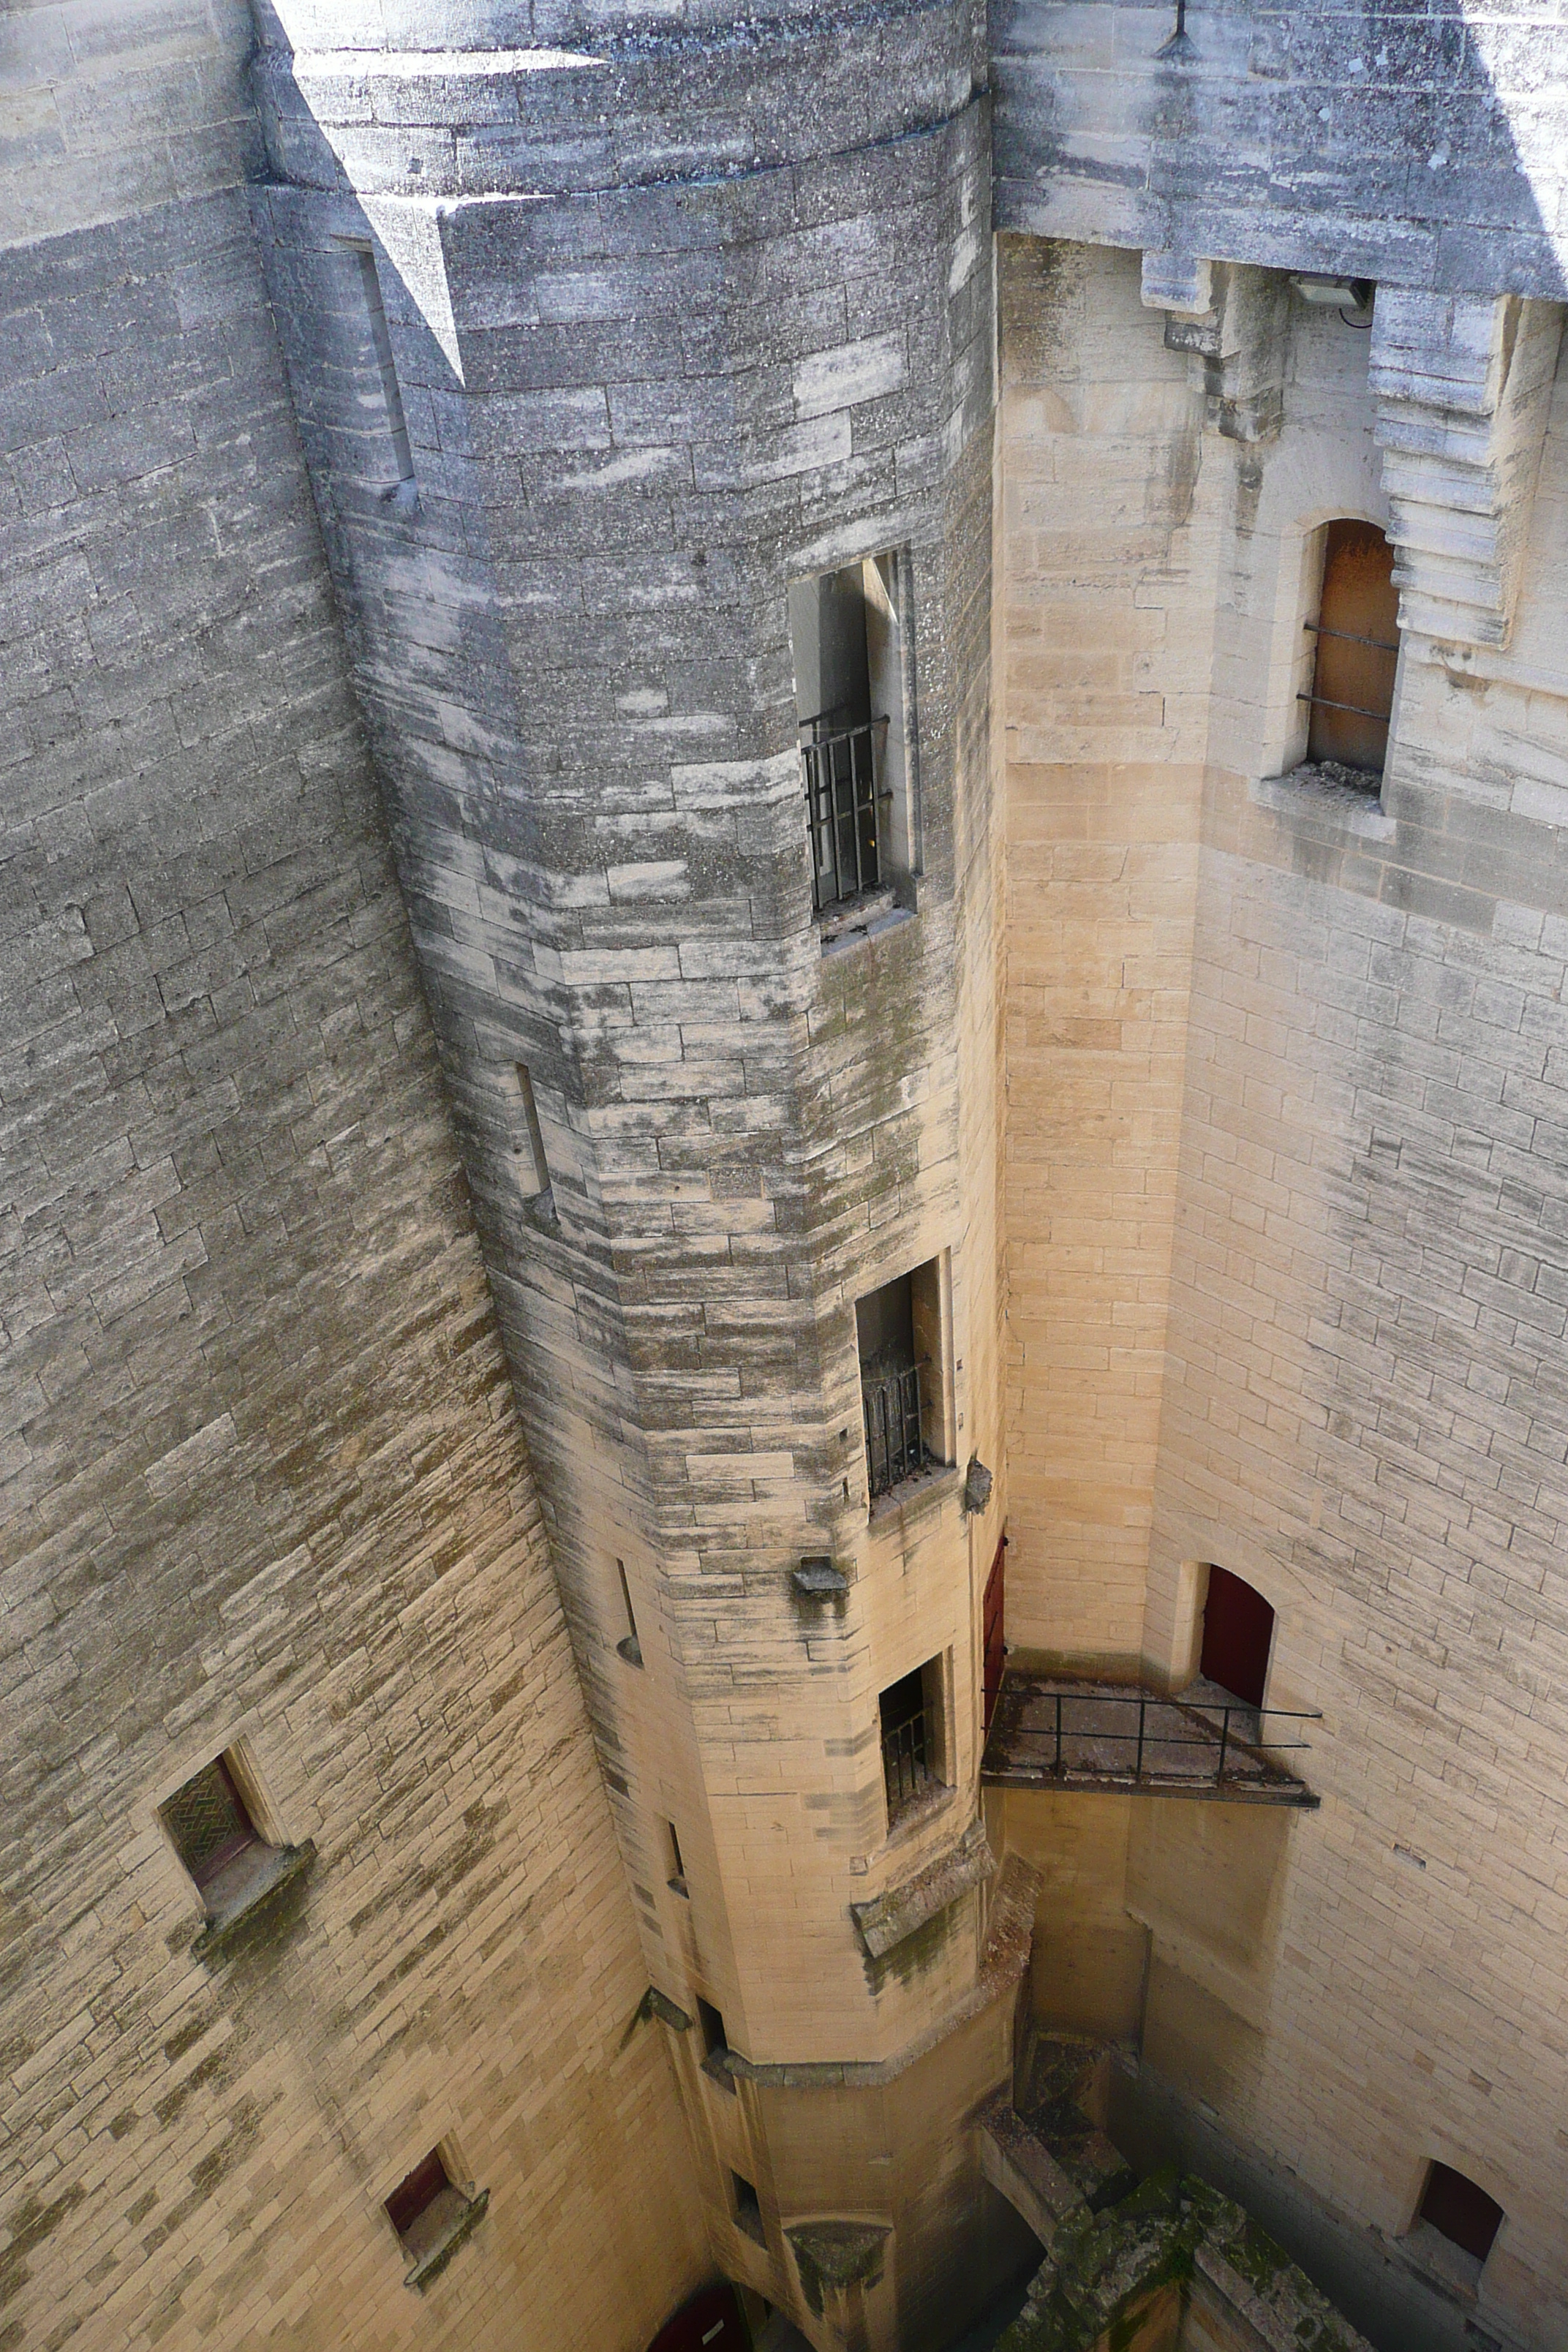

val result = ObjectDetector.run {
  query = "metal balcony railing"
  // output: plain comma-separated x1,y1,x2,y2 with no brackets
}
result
862,1362,925,1498
981,1674,1320,1806
801,712,889,911
882,1706,932,1820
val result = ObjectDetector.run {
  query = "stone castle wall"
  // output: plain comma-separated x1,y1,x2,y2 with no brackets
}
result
998,229,1568,2351
0,11,706,2347
7,1,1568,2349
241,2,1014,2342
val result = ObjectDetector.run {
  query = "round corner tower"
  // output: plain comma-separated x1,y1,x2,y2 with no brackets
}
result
246,0,1022,2341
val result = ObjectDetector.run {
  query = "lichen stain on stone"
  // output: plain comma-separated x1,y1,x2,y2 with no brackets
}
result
864,1897,951,1997
0,2183,88,2319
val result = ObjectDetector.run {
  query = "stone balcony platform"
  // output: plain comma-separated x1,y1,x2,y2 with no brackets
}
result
981,1671,1318,1808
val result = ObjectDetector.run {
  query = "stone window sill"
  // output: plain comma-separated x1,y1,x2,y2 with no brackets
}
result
524,1187,559,1235
736,2209,767,2249
867,1461,962,1532
402,2186,489,2291
701,2050,738,2095
880,1778,957,1855
191,1840,316,1961
1252,765,1395,841
1393,2223,1483,2307
818,887,915,960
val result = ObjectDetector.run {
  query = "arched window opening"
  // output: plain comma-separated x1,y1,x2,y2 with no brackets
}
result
1199,1566,1275,1708
1303,519,1400,777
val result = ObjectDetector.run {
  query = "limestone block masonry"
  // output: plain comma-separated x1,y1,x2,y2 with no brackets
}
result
10,2,1568,2351
246,1,1014,2345
0,10,706,2351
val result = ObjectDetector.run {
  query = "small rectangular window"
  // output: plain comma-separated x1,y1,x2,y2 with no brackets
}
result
1302,519,1399,780
731,2171,765,2245
343,239,414,484
384,2144,487,2283
856,1256,952,1499
162,1754,259,1892
878,1656,948,1829
696,1997,735,2091
159,1746,313,1950
791,551,911,917
1417,2162,1504,2265
664,1820,688,1896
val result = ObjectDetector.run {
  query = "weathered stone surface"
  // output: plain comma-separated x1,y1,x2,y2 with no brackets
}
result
850,1820,995,1958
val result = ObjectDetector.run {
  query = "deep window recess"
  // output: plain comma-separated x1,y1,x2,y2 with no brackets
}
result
513,1063,551,1204
696,1997,736,2091
878,1658,946,1827
665,1820,688,1897
857,1259,949,1499
616,1558,642,1667
384,2146,487,2285
982,1532,1007,1733
1418,2163,1504,2265
344,239,415,486
1302,520,1399,776
160,1749,314,1952
732,2172,765,2245
790,554,908,914
1199,1567,1275,1709
162,1755,259,1892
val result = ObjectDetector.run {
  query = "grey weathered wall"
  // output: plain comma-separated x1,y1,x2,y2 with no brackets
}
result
992,0,1568,297
246,6,1013,2342
0,20,706,2348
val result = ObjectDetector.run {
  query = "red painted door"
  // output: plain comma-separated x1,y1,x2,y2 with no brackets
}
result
982,1533,1007,1731
1199,1567,1275,1708
646,2283,750,2352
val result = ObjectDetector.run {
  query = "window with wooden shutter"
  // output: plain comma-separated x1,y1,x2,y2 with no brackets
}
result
1303,520,1400,775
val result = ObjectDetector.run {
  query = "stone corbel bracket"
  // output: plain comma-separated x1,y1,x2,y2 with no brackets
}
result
850,1820,995,1960
1371,288,1566,652
1141,252,1289,444
785,2220,892,2327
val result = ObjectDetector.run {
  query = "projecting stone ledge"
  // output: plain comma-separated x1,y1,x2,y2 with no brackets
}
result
850,1819,995,1959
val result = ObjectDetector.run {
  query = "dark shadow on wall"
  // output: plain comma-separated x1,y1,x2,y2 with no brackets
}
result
990,0,1567,298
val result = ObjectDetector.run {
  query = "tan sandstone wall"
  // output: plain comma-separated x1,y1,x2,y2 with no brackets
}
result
1000,238,1209,1658
999,230,1568,2350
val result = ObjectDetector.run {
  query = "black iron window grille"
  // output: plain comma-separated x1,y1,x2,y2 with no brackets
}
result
863,1362,924,1498
802,710,889,911
882,1706,932,1818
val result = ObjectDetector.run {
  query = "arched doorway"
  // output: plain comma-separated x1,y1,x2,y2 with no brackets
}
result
1305,519,1400,775
1199,1567,1275,1708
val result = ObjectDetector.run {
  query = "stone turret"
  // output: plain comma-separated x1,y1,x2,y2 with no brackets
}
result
247,2,1018,2340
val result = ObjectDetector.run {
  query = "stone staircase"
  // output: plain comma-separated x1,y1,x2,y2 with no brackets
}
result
978,2029,1137,2250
